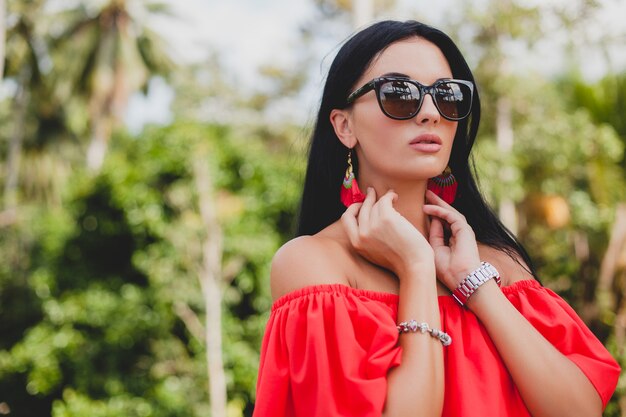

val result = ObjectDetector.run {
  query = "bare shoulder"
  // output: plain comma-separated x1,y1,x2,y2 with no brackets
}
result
477,243,535,287
270,234,351,301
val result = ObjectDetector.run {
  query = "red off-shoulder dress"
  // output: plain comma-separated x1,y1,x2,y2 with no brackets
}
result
252,280,620,417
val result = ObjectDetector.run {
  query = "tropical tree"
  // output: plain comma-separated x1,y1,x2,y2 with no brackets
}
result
0,121,303,417
1,0,74,214
52,0,173,171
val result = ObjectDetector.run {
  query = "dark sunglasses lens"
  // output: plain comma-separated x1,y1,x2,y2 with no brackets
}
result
434,82,472,119
379,80,420,118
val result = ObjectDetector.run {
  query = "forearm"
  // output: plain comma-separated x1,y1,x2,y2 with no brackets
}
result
469,282,602,417
383,268,444,417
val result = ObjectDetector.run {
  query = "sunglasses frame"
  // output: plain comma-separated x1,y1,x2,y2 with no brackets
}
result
346,77,475,121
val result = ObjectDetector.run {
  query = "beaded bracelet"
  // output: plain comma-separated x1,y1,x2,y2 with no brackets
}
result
397,320,452,346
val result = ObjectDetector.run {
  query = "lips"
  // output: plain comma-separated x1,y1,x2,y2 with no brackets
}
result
409,134,443,153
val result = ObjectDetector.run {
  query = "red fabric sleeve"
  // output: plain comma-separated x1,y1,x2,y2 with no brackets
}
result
505,281,621,409
252,284,402,417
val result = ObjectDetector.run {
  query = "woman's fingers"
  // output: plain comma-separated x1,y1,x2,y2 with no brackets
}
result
341,202,362,247
342,188,402,249
425,189,454,208
423,203,462,227
374,190,397,220
428,215,446,248
343,188,436,276
357,187,376,232
423,203,474,243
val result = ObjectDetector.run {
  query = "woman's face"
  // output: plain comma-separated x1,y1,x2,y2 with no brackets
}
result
348,37,458,186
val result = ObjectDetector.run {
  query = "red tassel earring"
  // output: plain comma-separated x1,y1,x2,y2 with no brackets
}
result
427,166,458,204
340,150,366,207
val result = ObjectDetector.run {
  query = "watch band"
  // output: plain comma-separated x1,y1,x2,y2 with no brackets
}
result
452,261,501,306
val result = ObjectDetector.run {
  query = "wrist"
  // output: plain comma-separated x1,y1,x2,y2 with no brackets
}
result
465,279,502,313
396,261,436,282
398,271,440,310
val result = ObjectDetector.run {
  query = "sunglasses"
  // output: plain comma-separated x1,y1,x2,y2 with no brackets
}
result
346,77,474,121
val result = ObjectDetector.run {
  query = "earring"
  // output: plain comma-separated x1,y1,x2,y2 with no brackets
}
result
427,166,457,204
340,150,366,207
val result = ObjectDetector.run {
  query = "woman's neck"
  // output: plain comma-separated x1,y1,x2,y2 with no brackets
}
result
365,179,431,238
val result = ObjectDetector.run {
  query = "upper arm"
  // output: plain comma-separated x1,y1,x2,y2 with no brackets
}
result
477,244,535,286
270,236,351,301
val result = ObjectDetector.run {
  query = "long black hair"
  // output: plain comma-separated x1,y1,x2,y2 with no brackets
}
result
296,20,537,279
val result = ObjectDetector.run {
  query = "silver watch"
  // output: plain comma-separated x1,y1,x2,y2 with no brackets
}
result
452,261,501,306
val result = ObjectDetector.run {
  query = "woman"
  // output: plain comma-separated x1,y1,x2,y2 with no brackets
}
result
252,20,620,417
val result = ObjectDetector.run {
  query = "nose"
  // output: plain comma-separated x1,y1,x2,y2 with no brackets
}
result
415,93,440,124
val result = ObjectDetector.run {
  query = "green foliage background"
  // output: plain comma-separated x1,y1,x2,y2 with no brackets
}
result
1,122,303,416
0,0,625,416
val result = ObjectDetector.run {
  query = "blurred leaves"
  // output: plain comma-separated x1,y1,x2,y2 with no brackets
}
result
0,121,303,415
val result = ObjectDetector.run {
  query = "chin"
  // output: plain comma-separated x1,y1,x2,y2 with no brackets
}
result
416,160,449,178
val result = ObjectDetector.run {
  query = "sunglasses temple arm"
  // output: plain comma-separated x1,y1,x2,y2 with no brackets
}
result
347,80,376,103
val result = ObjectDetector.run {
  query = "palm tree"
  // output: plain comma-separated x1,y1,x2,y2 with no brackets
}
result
54,0,173,171
2,0,55,211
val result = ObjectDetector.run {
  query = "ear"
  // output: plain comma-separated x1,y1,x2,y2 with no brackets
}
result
330,109,357,149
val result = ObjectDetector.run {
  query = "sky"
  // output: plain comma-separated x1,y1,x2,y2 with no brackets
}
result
125,0,626,132
127,0,320,131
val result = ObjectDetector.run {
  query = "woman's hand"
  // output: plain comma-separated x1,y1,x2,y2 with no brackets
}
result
423,189,481,290
341,187,435,280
